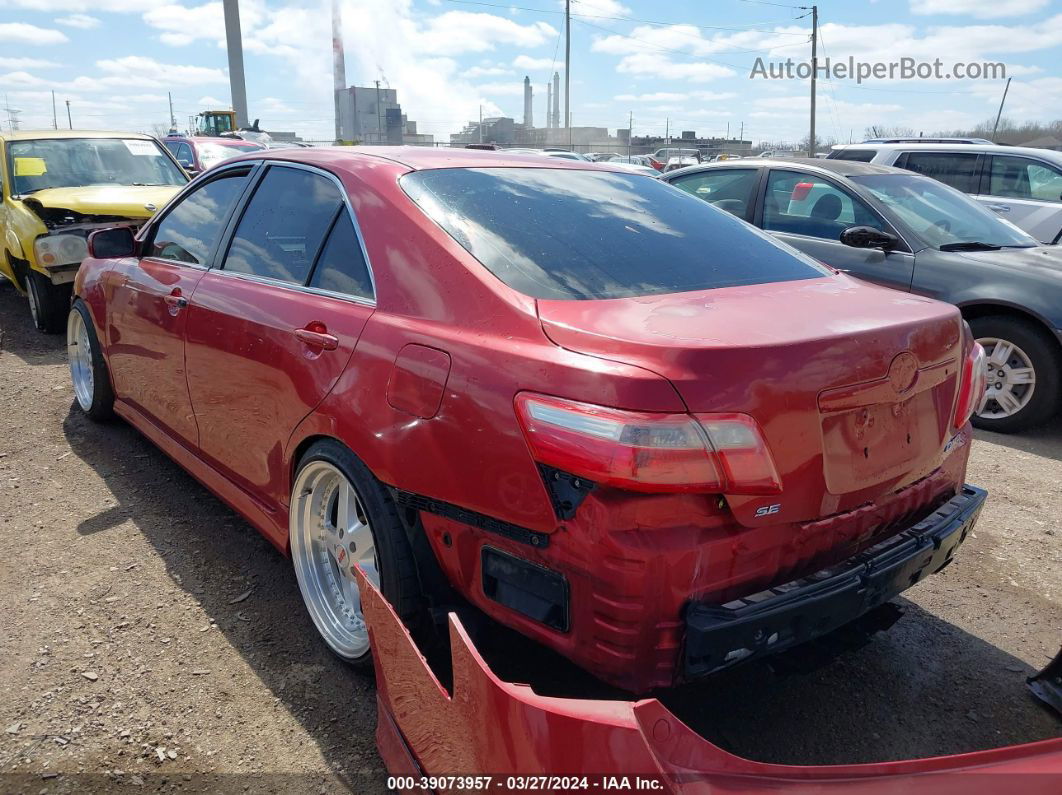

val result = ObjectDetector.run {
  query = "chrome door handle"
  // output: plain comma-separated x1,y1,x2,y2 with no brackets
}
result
164,292,188,309
988,204,1011,212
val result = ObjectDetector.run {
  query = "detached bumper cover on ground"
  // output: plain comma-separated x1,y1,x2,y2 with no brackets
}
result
357,559,1062,793
685,485,987,678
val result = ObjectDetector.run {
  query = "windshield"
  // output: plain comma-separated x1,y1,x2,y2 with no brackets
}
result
851,173,1037,250
9,137,187,195
402,167,830,300
198,142,262,168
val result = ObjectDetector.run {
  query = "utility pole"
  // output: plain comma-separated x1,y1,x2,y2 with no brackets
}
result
168,91,176,133
65,99,72,129
628,111,632,158
51,91,57,129
221,0,249,128
992,77,1012,140
564,0,571,149
808,4,818,156
665,117,669,144
739,121,744,143
479,105,483,143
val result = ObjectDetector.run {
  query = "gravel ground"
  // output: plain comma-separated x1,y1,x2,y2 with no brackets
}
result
0,280,1059,793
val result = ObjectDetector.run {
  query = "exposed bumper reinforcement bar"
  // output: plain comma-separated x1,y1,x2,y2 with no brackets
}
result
684,484,988,679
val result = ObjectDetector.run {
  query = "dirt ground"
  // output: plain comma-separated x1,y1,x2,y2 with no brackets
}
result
0,280,1058,793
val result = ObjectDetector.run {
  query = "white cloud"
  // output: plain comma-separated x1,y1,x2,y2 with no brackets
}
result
613,53,735,82
4,0,146,7
197,95,228,106
513,55,557,71
615,90,736,102
476,81,524,96
96,56,228,86
55,13,100,28
0,22,69,44
415,12,557,55
909,0,1048,19
0,56,61,69
568,0,631,17
465,64,512,78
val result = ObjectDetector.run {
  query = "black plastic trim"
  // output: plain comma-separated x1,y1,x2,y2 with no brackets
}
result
481,546,570,632
537,465,595,520
683,484,988,679
393,490,550,549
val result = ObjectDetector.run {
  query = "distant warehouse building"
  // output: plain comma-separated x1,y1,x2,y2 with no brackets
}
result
334,85,433,145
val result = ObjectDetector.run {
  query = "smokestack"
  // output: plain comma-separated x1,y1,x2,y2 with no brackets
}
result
222,0,248,129
332,0,347,142
551,72,560,130
546,82,552,129
523,75,532,128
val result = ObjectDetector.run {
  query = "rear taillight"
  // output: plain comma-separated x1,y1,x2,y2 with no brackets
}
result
514,394,781,495
954,340,987,429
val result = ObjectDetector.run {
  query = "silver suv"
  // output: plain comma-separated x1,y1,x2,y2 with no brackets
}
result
827,140,1062,244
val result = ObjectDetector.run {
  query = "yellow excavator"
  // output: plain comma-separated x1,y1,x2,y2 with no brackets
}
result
195,110,238,137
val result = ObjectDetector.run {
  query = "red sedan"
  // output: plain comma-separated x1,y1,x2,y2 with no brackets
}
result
68,147,986,694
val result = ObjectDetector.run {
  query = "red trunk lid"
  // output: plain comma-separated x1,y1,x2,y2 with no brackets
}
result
537,275,964,526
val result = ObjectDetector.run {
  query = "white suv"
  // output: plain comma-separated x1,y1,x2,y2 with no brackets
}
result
827,139,1062,244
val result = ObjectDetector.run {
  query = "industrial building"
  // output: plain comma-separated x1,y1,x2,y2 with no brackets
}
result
334,85,433,146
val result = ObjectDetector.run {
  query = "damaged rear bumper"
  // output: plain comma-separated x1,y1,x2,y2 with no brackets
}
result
357,563,1062,792
684,484,987,679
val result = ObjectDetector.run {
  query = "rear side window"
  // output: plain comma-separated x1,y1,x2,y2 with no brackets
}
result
829,149,876,163
223,166,343,284
402,167,828,300
668,169,758,219
308,212,373,300
898,152,982,193
148,170,249,265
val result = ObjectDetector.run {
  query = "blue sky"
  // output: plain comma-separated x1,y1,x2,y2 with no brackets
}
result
1,0,1061,144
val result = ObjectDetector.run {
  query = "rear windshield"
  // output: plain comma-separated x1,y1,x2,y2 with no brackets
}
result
401,167,829,300
829,149,877,162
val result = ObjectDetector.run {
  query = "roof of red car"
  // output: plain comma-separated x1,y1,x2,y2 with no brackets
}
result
163,136,265,148
235,145,625,172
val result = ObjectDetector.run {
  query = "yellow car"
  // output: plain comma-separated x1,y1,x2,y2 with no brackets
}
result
0,130,188,332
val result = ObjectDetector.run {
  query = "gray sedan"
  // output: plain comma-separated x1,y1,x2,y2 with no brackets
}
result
661,158,1062,433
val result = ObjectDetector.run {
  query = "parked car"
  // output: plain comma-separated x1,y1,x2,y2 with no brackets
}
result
162,135,266,176
661,158,1062,431
585,152,620,162
663,156,699,172
70,147,986,694
541,150,590,161
827,141,1062,244
0,130,187,332
606,162,660,177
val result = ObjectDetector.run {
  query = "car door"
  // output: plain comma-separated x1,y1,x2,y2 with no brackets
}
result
183,162,375,508
667,168,761,221
757,168,915,290
105,166,253,446
976,154,1062,244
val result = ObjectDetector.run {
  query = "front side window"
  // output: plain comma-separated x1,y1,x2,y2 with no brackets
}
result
222,166,343,284
402,167,829,300
898,151,981,194
8,137,187,195
148,170,249,265
987,155,1062,202
669,169,758,218
762,170,884,240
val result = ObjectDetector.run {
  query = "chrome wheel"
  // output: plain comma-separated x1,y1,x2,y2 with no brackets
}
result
976,336,1036,420
67,309,94,412
290,461,379,660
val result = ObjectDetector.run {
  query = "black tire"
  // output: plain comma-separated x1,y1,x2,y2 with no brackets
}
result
292,439,428,669
969,315,1062,433
26,269,72,334
68,300,116,422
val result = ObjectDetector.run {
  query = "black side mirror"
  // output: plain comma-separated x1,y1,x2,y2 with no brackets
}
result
88,226,137,259
840,225,899,252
